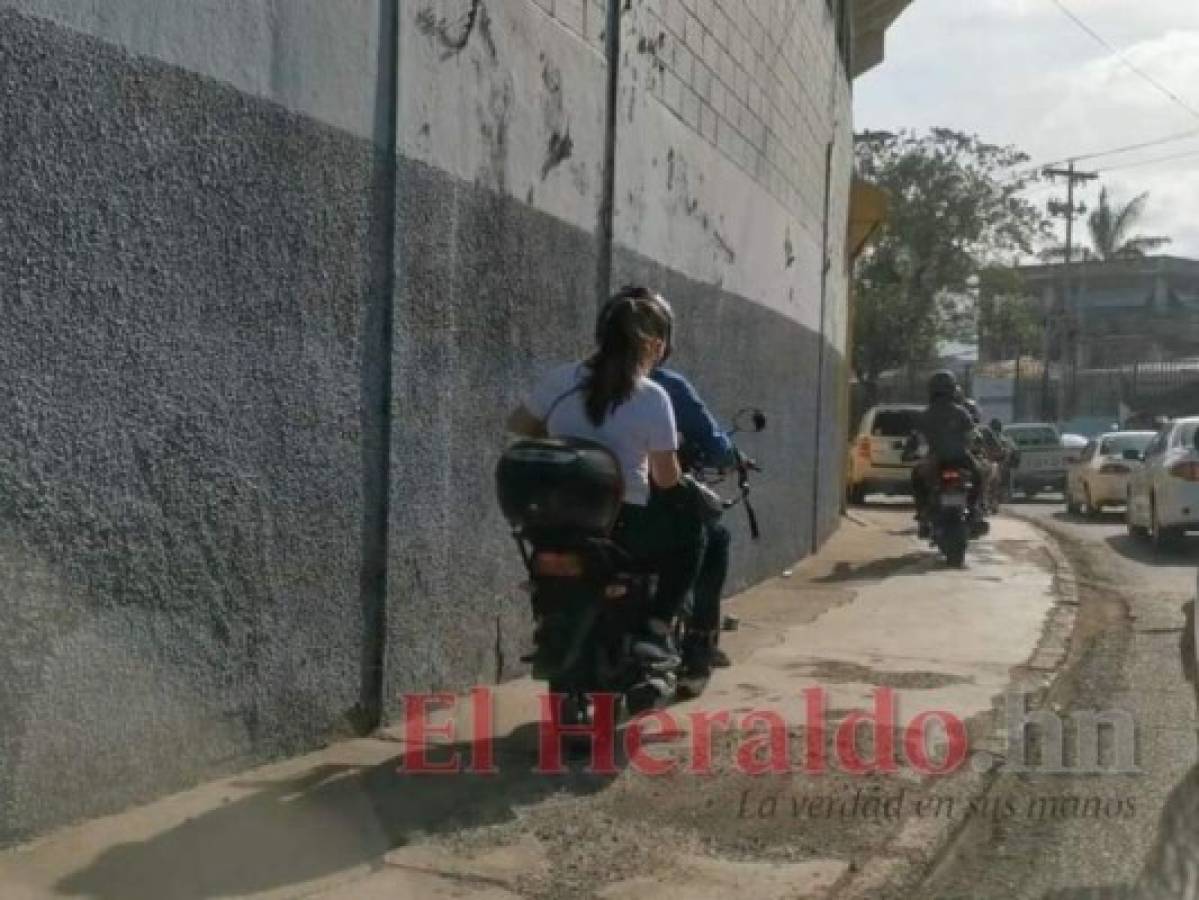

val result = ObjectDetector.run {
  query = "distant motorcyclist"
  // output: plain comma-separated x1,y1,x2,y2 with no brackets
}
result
904,371,985,536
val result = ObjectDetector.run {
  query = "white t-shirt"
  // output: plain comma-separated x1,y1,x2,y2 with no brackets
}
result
525,362,677,506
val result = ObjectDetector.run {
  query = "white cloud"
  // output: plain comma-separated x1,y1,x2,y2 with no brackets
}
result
855,0,1199,255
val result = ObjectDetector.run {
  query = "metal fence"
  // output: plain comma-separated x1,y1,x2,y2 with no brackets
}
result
851,359,1199,433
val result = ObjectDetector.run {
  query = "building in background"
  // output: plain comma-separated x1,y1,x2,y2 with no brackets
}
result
0,0,912,842
1014,255,1199,368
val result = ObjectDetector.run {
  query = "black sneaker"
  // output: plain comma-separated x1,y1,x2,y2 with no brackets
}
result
632,628,680,668
676,655,710,700
680,636,712,678
710,646,732,668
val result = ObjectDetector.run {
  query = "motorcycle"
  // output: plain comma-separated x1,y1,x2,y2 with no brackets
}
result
929,463,976,568
495,408,766,729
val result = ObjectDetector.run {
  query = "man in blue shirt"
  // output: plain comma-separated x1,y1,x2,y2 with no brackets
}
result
597,289,738,685
650,367,736,678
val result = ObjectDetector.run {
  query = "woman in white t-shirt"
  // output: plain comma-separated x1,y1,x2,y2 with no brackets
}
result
506,287,704,659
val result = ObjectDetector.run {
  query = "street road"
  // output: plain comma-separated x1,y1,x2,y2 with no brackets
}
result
924,498,1199,899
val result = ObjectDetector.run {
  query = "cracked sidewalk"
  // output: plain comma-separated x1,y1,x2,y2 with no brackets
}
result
0,507,1073,900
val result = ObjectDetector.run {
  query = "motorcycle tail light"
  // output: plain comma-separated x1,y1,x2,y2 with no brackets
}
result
532,551,585,577
1099,463,1129,475
1169,461,1199,482
856,436,872,460
940,470,963,484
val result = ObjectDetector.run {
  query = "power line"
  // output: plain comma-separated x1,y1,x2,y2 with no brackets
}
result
1046,0,1199,123
1052,128,1199,166
1003,130,1199,185
1097,145,1199,172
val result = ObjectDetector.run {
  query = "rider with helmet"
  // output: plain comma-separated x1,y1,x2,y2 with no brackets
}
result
905,370,985,535
507,287,708,662
987,417,1019,502
596,290,737,685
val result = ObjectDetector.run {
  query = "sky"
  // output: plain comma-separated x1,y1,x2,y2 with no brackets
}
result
853,0,1199,258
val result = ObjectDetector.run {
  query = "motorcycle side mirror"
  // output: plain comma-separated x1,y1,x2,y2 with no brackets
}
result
1123,448,1142,462
732,408,767,434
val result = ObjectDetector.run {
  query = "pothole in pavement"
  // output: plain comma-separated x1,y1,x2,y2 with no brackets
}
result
785,659,975,689
992,539,1055,572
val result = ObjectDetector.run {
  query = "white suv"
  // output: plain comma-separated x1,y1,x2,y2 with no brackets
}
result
1127,416,1199,550
847,404,923,504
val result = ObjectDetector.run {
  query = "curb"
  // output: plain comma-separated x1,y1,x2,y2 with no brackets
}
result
830,513,1084,899
913,512,1083,892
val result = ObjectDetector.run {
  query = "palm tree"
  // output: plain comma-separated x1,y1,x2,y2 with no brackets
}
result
1038,188,1171,262
1087,188,1171,260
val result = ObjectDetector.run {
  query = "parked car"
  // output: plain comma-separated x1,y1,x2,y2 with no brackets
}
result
1127,417,1199,549
846,404,923,504
1066,431,1157,516
1005,423,1067,498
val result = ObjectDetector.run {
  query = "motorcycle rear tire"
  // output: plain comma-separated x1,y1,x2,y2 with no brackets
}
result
940,518,968,568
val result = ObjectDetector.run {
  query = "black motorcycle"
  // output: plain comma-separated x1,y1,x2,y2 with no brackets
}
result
495,409,765,727
926,463,990,567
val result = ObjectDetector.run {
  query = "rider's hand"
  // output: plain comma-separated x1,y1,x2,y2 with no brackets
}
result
736,449,760,471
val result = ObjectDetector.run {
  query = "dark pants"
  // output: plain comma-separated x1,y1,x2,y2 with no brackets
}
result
612,494,704,623
690,521,731,632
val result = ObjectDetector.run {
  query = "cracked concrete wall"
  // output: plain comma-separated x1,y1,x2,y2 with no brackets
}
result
612,0,855,564
0,0,855,842
0,2,390,845
383,0,611,698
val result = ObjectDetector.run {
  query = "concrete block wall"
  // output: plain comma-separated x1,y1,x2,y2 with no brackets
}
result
614,0,853,574
0,0,855,842
387,0,611,696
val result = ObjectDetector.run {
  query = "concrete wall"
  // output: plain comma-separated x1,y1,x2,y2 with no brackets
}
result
0,0,857,842
613,0,853,564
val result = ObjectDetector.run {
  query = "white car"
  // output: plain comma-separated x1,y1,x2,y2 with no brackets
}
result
1127,417,1199,549
1066,431,1156,516
846,404,923,504
1061,433,1089,467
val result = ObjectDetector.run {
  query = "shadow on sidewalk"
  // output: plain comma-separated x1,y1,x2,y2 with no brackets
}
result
56,722,619,900
812,552,929,583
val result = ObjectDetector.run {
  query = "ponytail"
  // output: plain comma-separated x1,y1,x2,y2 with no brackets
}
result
583,291,668,427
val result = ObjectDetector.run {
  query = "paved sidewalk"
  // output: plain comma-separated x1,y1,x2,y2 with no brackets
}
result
0,509,1071,900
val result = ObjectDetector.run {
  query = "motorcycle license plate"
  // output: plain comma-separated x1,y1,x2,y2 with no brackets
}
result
942,492,967,508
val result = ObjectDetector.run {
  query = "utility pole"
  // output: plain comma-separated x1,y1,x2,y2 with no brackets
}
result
1042,161,1098,423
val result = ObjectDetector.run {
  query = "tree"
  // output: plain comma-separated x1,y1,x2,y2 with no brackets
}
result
1087,188,1171,260
852,129,1049,398
976,266,1044,362
1040,187,1171,261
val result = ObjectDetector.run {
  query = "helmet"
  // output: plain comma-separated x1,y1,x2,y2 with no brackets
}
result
596,286,674,361
928,370,957,400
